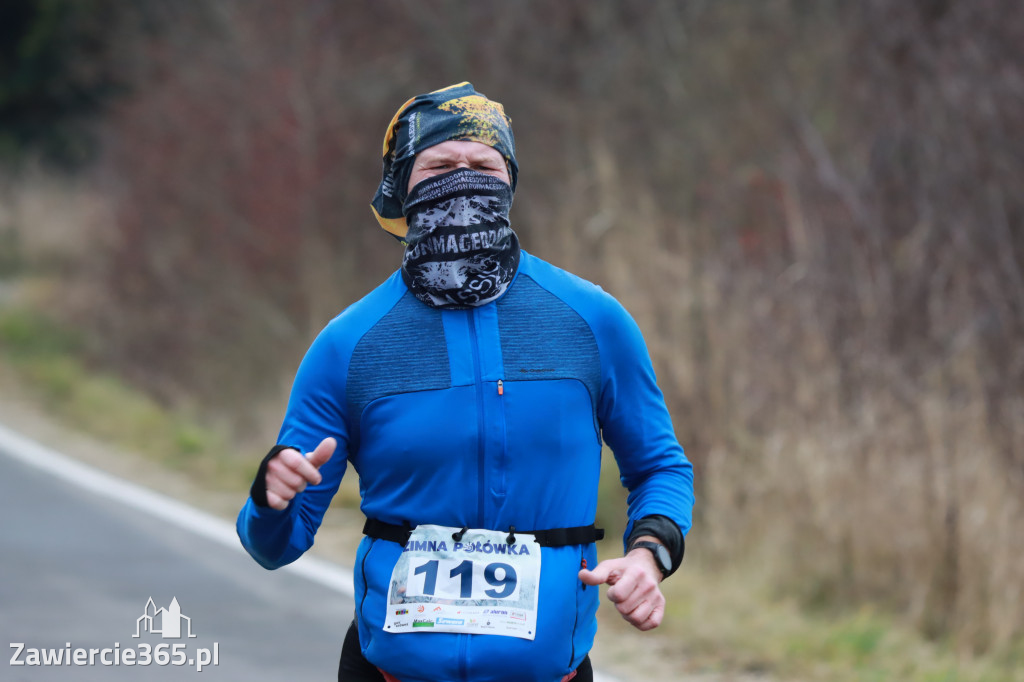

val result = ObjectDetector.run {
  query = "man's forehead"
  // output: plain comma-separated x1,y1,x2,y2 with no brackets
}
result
418,141,502,161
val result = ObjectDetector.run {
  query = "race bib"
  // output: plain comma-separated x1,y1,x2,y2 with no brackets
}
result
383,525,541,640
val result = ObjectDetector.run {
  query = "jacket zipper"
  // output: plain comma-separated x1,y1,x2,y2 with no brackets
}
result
458,631,469,681
467,310,486,527
495,379,507,495
568,545,583,670
358,539,373,625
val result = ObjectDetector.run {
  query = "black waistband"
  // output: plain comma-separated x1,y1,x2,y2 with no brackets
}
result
363,518,604,547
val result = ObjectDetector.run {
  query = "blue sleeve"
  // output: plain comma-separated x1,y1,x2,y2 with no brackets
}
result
594,299,695,549
236,321,351,569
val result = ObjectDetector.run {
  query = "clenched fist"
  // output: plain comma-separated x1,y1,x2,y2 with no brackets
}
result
578,538,666,631
264,437,336,510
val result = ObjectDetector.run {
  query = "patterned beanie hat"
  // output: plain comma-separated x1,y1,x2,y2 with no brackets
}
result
370,82,518,240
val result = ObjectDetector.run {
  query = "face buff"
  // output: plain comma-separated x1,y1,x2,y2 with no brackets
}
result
401,168,520,309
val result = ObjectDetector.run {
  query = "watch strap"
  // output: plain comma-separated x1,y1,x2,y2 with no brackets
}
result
628,540,672,579
626,514,685,578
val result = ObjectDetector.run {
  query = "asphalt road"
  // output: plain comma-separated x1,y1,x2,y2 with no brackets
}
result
0,438,353,681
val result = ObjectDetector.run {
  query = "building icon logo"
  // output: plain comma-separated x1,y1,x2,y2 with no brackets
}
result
133,597,196,639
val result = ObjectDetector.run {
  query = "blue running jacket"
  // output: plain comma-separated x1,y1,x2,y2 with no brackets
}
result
237,252,694,682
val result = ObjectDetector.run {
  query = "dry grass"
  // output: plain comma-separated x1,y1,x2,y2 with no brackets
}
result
592,452,1024,682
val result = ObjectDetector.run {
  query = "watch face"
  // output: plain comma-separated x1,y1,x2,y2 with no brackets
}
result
634,541,671,576
654,545,671,570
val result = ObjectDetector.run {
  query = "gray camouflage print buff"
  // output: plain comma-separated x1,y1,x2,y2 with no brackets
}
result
401,168,520,309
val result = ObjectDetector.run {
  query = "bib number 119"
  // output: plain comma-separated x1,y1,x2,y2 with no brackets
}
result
408,559,519,600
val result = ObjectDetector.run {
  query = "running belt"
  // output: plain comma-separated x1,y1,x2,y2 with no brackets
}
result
363,519,604,547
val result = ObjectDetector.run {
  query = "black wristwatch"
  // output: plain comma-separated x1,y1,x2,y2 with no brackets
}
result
629,540,672,579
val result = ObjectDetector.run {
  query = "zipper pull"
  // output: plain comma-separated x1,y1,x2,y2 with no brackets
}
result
497,379,504,396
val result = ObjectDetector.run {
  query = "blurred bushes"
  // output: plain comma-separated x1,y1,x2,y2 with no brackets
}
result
3,0,1022,654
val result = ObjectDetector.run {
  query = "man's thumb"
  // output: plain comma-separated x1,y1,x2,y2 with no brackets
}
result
306,437,336,469
579,563,612,586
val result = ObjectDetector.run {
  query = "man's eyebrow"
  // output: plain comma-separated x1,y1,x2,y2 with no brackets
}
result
467,152,503,164
418,151,457,164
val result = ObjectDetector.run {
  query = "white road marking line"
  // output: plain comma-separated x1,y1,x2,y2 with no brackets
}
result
0,421,354,595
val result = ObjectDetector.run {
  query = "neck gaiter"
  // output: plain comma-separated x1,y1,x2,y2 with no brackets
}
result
401,168,520,309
